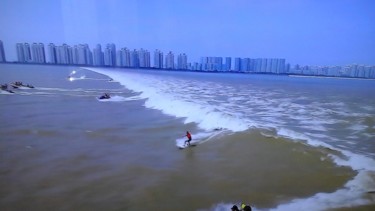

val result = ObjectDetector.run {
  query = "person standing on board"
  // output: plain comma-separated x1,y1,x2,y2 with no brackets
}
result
184,131,192,146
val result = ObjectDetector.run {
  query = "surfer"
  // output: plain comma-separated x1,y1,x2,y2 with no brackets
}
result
184,131,192,146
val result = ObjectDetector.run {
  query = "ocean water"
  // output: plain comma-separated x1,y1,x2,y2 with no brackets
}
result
1,64,375,211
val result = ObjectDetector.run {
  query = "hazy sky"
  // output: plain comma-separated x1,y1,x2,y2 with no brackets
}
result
1,0,374,66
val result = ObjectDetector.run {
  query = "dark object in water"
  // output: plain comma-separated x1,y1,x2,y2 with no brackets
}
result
10,81,34,89
98,93,111,100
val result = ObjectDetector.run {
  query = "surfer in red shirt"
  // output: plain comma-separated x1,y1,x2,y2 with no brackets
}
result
184,131,192,146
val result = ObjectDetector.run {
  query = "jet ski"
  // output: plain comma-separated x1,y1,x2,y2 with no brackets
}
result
1,84,8,90
25,84,35,88
1,84,15,93
98,93,111,100
10,81,34,89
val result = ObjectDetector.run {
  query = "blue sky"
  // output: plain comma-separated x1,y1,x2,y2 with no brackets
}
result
0,0,374,66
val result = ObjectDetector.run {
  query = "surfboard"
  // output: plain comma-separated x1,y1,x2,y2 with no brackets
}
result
178,144,197,149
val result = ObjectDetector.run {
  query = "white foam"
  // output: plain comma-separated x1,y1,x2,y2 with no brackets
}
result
208,171,375,211
85,67,375,210
97,95,140,102
86,68,250,132
68,75,86,81
266,171,375,211
0,90,14,94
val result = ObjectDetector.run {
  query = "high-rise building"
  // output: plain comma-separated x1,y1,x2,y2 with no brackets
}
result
277,59,286,74
260,58,267,72
234,58,241,71
72,44,92,65
270,59,277,73
250,59,256,72
224,57,231,71
24,43,32,62
241,58,250,72
120,48,131,67
31,43,46,63
200,57,223,71
130,49,139,68
16,43,32,63
16,43,26,62
254,59,261,72
103,44,116,66
48,43,57,64
177,53,188,69
0,40,6,62
139,48,150,68
154,49,163,69
165,51,174,69
116,50,122,67
107,43,116,66
93,44,104,66
55,44,73,64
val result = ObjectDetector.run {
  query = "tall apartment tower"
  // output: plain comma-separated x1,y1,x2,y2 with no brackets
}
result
48,43,57,64
16,43,32,63
55,44,73,64
154,49,163,69
103,44,116,66
234,58,241,71
177,53,188,69
31,43,46,63
24,43,32,62
93,44,104,66
72,44,91,65
130,49,139,68
16,43,26,62
139,48,150,68
277,59,286,74
104,43,116,66
165,51,174,69
118,47,131,67
224,57,231,71
0,40,6,62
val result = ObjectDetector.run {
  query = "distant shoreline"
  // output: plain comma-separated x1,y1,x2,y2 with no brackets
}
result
1,62,374,81
288,74,375,81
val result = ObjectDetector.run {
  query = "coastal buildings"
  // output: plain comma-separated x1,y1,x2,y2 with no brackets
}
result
233,58,286,74
177,53,188,70
48,43,57,64
16,43,31,63
117,47,130,67
0,40,6,62
31,43,46,63
1,40,374,79
93,44,104,66
290,64,375,78
154,49,163,69
138,49,151,68
165,51,174,69
104,44,116,67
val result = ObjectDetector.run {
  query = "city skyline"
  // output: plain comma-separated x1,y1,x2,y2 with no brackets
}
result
1,40,290,73
2,40,374,79
0,0,375,66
